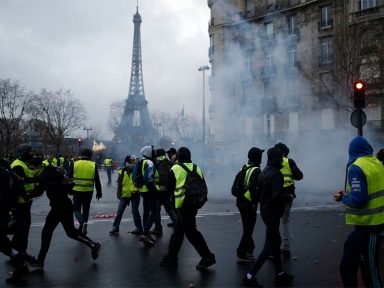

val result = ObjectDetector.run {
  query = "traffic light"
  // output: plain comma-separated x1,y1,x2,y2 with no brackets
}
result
353,80,366,108
78,138,82,147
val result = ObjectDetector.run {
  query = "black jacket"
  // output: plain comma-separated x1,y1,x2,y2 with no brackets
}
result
36,165,74,208
259,149,291,217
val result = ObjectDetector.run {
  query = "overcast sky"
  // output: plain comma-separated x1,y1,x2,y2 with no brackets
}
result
0,0,211,139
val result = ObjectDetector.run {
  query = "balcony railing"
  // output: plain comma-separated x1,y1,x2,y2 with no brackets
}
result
351,6,384,22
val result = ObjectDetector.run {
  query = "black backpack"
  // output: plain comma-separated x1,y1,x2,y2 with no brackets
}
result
178,163,208,209
231,164,255,198
132,159,145,188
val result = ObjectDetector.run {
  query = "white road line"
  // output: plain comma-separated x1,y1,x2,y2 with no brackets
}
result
30,204,343,227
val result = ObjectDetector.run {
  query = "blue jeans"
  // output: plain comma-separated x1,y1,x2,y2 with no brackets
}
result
106,168,112,183
131,193,143,232
112,198,130,229
248,214,282,276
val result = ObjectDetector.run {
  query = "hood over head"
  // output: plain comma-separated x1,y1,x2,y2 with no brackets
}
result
140,146,153,159
267,147,283,169
348,136,373,165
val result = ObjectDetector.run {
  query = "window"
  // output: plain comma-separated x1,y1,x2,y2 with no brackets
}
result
265,51,273,68
265,22,274,39
246,0,254,12
320,37,332,64
320,5,332,27
264,81,272,98
209,34,215,55
319,72,332,98
287,15,296,35
288,48,297,68
321,108,334,130
287,79,297,96
360,0,377,10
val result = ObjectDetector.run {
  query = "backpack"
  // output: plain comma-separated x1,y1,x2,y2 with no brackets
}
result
178,163,208,209
231,164,255,198
156,159,172,187
132,159,145,188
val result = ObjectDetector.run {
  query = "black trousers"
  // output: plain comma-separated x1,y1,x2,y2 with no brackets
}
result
0,205,12,256
38,201,96,263
154,193,178,229
166,205,213,260
12,201,32,253
236,203,257,255
340,229,383,288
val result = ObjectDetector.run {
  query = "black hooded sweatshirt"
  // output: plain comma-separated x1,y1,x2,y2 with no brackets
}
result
258,148,291,217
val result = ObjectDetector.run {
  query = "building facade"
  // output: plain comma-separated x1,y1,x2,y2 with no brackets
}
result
207,0,384,148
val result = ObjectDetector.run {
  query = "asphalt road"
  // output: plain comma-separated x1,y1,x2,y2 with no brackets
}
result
2,169,374,287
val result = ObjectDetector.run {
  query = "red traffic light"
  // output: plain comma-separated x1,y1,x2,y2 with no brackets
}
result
353,80,366,109
354,81,365,91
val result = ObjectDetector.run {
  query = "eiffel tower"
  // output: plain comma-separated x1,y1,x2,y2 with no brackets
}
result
117,4,155,151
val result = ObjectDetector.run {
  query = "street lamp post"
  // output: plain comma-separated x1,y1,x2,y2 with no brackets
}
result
198,65,210,145
83,126,92,147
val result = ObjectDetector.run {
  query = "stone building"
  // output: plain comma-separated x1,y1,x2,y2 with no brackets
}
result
207,0,384,149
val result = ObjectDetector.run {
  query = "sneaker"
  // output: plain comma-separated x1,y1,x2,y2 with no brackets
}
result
236,253,255,262
91,242,101,260
26,257,44,271
275,272,293,285
167,222,175,228
109,227,119,235
150,227,163,236
139,235,155,246
159,255,178,268
243,275,263,287
130,228,143,235
196,254,216,270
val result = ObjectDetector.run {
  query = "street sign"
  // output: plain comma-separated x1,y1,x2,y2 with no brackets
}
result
350,109,367,128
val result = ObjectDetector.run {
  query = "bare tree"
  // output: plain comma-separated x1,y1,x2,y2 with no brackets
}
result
107,99,125,137
302,21,383,112
30,89,87,153
0,79,32,155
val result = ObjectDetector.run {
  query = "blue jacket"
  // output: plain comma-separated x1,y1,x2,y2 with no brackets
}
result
342,136,373,208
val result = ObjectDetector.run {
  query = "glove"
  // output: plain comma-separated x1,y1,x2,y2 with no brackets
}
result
96,193,102,200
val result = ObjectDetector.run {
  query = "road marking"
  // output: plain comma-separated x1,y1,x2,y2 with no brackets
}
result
30,204,343,227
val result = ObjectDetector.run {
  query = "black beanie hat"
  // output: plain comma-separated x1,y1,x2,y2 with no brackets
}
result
274,142,289,157
248,147,264,164
80,148,92,158
156,148,166,157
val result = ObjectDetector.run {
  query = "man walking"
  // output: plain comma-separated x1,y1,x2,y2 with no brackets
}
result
274,142,303,255
104,155,113,184
70,148,102,235
243,147,293,287
334,136,384,287
160,147,215,270
235,147,263,261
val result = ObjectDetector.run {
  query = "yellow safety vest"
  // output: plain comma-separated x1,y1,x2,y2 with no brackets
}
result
73,160,96,192
281,157,294,188
244,165,259,202
119,169,138,198
10,159,35,204
346,155,384,226
139,159,159,193
172,163,204,209
104,158,113,167
42,159,50,167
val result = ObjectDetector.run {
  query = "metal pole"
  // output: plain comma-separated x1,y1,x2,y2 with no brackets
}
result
357,108,363,136
202,69,206,145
